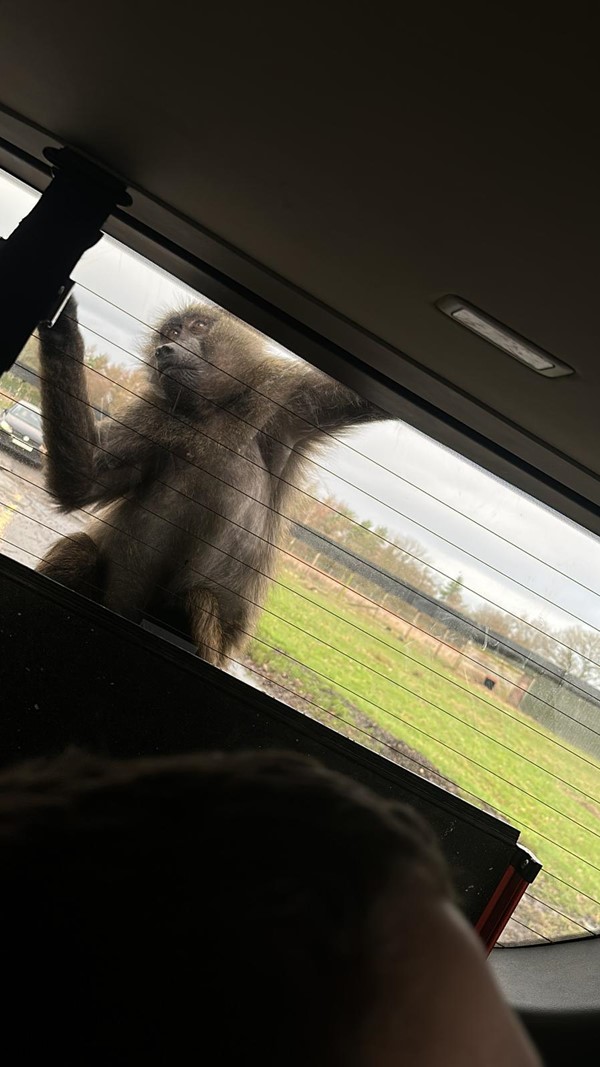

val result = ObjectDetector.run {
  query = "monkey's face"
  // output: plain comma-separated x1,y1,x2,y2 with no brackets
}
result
151,309,217,403
149,304,263,410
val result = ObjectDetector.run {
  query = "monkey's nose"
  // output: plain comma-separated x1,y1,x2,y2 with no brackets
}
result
155,344,173,362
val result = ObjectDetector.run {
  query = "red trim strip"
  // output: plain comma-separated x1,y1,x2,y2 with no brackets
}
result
475,864,530,954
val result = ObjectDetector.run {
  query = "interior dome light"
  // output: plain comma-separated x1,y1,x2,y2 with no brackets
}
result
436,296,573,378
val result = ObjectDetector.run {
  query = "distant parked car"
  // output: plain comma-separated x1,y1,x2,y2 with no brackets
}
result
0,400,46,467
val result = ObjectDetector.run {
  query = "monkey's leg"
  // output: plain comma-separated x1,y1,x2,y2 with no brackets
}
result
186,587,226,667
37,532,104,601
220,620,250,664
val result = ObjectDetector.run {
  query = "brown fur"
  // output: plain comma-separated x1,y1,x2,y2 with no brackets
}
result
37,297,391,666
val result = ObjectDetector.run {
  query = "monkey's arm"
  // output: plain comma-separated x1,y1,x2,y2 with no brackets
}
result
268,361,393,448
38,297,152,509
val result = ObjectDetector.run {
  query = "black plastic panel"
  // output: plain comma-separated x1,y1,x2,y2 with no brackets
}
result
0,552,533,926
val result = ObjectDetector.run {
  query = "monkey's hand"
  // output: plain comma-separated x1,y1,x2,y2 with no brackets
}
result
38,295,84,361
37,290,99,508
37,291,154,510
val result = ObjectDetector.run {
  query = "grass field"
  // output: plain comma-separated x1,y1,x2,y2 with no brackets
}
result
244,561,600,943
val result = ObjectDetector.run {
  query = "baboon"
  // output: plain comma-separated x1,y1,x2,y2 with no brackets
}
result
37,296,392,666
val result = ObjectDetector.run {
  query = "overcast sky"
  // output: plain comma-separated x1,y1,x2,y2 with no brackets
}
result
2,169,600,655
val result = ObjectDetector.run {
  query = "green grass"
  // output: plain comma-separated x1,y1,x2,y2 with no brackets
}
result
245,562,600,941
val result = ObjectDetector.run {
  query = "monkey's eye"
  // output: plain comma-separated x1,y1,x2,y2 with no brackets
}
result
165,325,181,340
189,318,209,333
